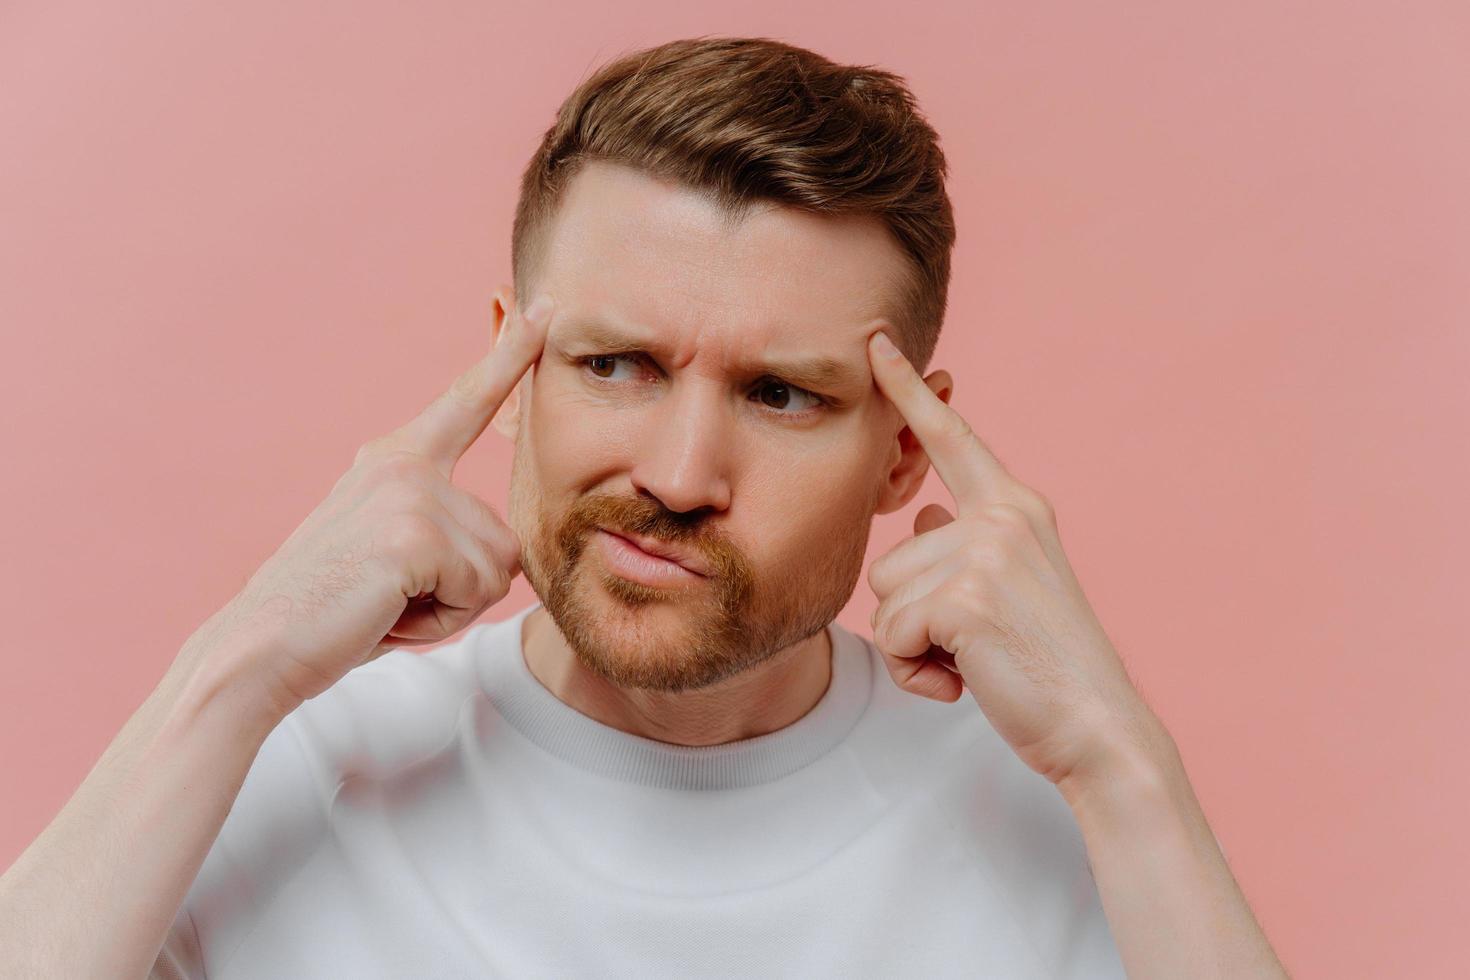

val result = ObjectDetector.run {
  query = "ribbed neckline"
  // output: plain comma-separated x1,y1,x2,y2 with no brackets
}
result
474,602,874,791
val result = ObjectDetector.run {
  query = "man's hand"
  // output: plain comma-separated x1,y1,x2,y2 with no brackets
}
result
865,331,1289,977
864,329,1165,788
202,293,556,717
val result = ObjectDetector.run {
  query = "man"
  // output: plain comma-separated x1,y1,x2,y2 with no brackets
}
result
0,37,1286,978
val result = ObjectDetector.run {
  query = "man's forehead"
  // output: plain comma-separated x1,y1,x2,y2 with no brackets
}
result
539,164,906,317
531,163,909,393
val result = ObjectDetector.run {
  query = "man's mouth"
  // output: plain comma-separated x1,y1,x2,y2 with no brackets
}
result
595,527,710,584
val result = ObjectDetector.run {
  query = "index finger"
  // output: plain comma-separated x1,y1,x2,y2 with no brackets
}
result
399,293,555,478
866,329,1007,513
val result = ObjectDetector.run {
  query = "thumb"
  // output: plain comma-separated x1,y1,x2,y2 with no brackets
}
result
914,502,955,536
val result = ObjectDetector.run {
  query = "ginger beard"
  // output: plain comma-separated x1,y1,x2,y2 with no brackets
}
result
507,426,878,695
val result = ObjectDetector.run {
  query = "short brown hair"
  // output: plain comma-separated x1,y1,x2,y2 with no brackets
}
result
511,36,955,371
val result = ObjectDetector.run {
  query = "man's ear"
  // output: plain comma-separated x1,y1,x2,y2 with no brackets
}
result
489,283,526,440
873,368,954,516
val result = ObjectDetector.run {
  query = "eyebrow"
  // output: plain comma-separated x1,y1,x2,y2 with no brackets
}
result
557,317,867,394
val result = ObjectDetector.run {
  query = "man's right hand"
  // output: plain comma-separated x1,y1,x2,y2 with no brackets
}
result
0,294,555,980
199,293,554,717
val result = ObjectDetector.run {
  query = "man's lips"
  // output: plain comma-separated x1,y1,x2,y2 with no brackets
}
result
598,527,710,576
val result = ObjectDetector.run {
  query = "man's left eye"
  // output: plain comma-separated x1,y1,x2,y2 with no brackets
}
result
578,354,825,415
751,379,823,413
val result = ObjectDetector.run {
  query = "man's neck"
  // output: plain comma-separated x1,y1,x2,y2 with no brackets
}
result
519,605,833,747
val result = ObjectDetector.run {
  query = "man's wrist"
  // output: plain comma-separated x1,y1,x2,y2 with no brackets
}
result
1057,706,1183,815
164,629,298,743
1053,707,1288,976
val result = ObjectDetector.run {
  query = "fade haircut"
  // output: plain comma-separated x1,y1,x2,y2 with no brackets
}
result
511,36,956,371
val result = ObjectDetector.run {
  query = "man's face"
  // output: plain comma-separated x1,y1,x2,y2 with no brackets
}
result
505,160,911,694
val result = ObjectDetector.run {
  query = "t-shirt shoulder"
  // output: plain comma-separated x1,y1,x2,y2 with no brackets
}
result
843,629,1125,977
154,622,500,979
840,629,1015,795
277,620,496,784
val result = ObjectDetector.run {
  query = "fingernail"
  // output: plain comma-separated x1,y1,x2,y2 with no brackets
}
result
873,332,900,359
523,294,554,325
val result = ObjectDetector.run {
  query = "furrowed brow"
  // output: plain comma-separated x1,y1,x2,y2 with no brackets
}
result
561,321,660,355
763,354,864,393
559,317,866,394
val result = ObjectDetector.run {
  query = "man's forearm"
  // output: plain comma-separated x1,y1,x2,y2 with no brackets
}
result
1059,721,1289,979
0,633,288,979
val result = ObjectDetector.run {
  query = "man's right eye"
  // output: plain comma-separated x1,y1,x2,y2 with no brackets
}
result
581,353,644,381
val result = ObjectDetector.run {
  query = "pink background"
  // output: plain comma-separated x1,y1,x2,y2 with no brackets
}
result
2,2,1466,975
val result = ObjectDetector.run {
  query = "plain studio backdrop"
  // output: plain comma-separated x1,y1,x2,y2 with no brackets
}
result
1,2,1466,977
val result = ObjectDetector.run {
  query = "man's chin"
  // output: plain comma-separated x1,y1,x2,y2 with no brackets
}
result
550,554,702,630
555,583,730,693
580,588,718,660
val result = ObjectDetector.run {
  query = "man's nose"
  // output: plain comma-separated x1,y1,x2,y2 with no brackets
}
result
627,381,733,515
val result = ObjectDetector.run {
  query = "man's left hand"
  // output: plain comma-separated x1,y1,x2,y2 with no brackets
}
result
865,330,1165,788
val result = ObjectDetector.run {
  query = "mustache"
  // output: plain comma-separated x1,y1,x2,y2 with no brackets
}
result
553,491,750,582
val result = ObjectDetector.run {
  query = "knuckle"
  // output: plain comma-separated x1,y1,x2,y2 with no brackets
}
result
494,527,522,571
379,513,445,560
458,547,489,598
982,502,1028,529
1011,487,1053,526
941,409,978,445
446,368,482,407
866,555,892,597
876,602,905,649
872,613,892,652
953,571,990,607
483,559,513,602
353,437,385,465
1030,490,1057,526
354,436,413,469
464,556,504,609
869,594,889,633
982,503,1033,544
452,533,503,602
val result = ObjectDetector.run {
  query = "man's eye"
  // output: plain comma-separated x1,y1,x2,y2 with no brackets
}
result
750,379,823,413
578,353,826,417
585,353,638,380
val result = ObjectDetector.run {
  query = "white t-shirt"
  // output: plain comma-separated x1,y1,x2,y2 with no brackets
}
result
151,600,1125,979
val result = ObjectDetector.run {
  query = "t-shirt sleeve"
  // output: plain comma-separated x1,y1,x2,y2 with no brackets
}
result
144,704,334,979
